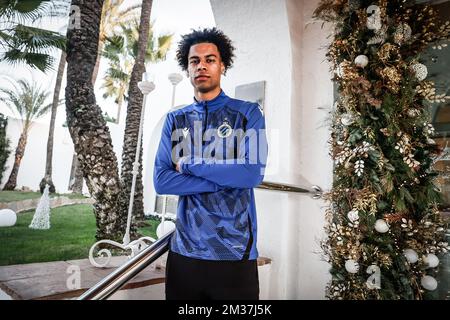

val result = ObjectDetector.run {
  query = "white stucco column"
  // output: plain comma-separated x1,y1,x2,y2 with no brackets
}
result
285,0,333,299
210,0,333,299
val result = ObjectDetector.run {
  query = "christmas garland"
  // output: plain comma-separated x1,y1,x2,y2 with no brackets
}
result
313,0,450,299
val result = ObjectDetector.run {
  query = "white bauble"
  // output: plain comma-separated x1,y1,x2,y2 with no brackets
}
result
345,259,360,273
341,113,355,126
354,55,369,68
393,23,412,45
347,209,359,222
421,275,438,291
410,63,428,81
374,219,389,233
0,209,17,227
423,253,439,268
403,249,419,264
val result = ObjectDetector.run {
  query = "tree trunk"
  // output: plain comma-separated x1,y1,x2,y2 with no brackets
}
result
68,15,105,195
3,126,29,191
66,0,122,241
72,159,84,193
118,0,153,238
40,50,66,194
115,99,122,124
68,152,77,189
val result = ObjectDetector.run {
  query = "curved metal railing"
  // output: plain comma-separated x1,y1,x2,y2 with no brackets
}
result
78,231,173,300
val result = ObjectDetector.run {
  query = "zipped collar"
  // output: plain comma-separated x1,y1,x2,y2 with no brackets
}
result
192,90,229,113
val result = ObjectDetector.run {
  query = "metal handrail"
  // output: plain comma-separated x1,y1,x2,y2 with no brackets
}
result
78,180,322,300
257,181,323,199
78,230,173,300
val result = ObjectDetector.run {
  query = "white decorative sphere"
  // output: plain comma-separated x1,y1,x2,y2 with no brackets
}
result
421,275,438,291
156,221,176,239
423,253,439,268
347,209,359,223
374,219,389,233
403,249,419,264
341,113,354,126
345,259,360,274
354,55,369,68
410,63,428,81
0,209,17,227
393,23,412,45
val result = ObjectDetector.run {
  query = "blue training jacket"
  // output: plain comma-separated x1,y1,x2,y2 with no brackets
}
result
153,90,268,261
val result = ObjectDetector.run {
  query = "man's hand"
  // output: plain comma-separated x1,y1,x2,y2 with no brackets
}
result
137,81,155,95
175,156,189,173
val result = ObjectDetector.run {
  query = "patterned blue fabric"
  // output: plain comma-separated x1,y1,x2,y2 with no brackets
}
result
153,90,267,260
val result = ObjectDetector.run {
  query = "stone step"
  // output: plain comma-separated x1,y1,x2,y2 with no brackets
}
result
0,256,165,300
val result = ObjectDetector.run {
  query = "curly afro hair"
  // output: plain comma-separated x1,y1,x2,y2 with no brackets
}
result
176,27,235,75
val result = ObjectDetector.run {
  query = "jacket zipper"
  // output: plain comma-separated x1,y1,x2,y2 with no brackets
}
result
202,101,208,147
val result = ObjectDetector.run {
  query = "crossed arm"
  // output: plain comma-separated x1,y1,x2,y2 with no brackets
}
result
153,105,267,195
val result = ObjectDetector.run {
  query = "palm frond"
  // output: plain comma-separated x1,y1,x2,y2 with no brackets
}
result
11,24,66,52
105,66,129,82
102,35,124,62
2,48,54,72
0,24,65,71
33,102,52,119
0,0,70,23
0,79,51,121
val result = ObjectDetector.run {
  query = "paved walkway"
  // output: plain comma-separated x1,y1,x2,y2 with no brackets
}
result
0,256,166,300
0,196,94,213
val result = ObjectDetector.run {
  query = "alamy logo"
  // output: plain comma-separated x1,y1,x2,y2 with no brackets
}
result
182,127,189,139
66,265,81,290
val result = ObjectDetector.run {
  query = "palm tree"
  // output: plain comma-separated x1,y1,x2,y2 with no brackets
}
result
68,0,139,194
0,79,52,190
65,0,124,241
91,0,140,85
117,0,156,239
0,0,68,72
39,50,66,193
101,20,172,124
0,1,71,193
0,113,12,185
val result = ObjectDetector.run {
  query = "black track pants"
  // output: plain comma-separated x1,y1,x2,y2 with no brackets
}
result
165,250,259,300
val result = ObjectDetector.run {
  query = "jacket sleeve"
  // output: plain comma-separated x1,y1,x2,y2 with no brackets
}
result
180,103,268,189
153,112,223,196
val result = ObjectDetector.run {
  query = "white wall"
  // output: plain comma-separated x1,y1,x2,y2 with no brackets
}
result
210,0,333,299
1,118,73,192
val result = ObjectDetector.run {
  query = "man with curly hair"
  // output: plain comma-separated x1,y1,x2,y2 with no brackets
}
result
151,27,267,300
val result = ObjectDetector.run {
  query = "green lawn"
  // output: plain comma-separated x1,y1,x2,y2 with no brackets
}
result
0,190,88,203
0,204,158,266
